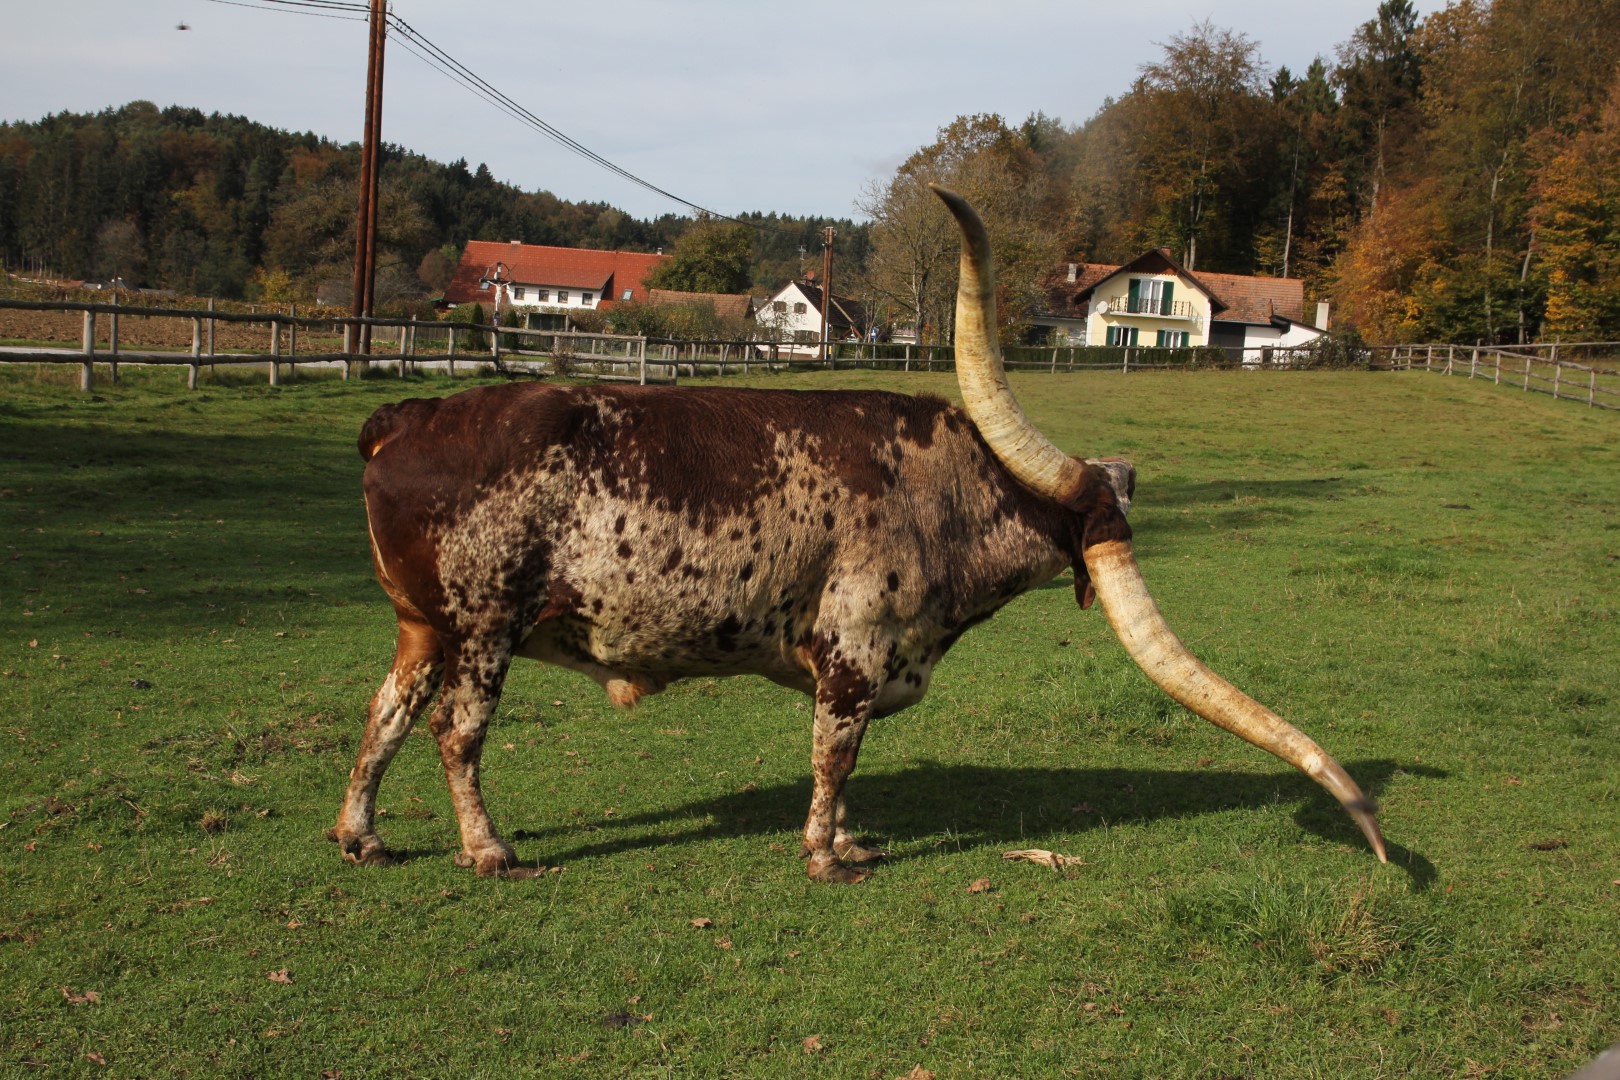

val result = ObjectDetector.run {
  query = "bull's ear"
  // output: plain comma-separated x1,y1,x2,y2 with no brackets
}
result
1076,572,1097,610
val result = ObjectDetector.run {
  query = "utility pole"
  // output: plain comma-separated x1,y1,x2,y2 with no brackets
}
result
819,226,835,361
350,0,386,359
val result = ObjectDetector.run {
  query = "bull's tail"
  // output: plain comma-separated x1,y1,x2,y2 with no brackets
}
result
358,398,438,462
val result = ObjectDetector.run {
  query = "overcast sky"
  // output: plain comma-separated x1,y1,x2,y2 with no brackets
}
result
4,0,1450,222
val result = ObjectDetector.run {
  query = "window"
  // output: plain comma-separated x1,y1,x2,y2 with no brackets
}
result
1156,329,1188,348
773,300,787,312
511,286,525,300
793,330,817,343
1106,325,1139,347
793,302,807,314
557,290,570,303
536,289,550,302
1127,277,1175,316
622,289,633,301
582,291,593,304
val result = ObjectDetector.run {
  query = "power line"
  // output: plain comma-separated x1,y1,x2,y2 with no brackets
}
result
201,0,742,221
200,0,366,21
384,11,742,223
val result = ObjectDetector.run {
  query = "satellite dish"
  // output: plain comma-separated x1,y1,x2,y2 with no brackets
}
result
1095,299,1110,315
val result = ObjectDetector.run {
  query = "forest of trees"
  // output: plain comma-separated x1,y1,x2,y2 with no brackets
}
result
0,101,865,309
860,0,1620,345
2,0,1616,344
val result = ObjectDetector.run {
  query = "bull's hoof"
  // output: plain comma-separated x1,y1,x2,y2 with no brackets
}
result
806,854,872,884
455,843,517,877
330,830,393,866
834,839,887,864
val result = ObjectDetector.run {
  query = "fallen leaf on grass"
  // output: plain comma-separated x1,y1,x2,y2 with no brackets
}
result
1528,838,1568,851
86,1051,106,1066
1002,849,1083,871
802,1035,823,1054
61,987,101,1005
266,969,294,985
966,877,993,894
690,917,714,929
715,936,733,950
899,1068,936,1080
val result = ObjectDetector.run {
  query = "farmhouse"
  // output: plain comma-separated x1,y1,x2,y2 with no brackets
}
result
1030,250,1329,356
754,277,870,355
443,240,670,328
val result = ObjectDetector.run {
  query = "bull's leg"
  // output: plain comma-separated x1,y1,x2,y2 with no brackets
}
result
329,614,444,864
431,639,518,877
801,657,880,884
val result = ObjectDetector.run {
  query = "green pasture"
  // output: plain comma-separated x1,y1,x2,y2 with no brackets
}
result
2,364,1616,1077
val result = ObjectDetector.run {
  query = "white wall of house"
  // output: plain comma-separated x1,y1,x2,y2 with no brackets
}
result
1085,271,1212,348
754,282,823,346
1239,320,1325,349
504,282,605,310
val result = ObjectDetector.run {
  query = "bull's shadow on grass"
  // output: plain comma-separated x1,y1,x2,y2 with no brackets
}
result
502,758,1437,889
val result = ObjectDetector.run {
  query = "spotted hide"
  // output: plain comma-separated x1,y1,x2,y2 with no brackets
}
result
330,382,1128,881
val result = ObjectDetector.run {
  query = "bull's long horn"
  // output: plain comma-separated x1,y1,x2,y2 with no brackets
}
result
932,183,1088,506
1083,538,1389,863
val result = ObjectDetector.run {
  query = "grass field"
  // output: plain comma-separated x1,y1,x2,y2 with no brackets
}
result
2,363,1616,1078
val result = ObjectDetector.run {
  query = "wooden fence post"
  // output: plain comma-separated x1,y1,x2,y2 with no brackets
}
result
1590,369,1597,407
289,302,298,357
268,316,281,385
447,324,457,378
189,317,201,390
1493,350,1500,384
207,297,216,366
80,308,95,392
1523,355,1532,390
638,336,647,385
109,291,120,384
1552,361,1562,400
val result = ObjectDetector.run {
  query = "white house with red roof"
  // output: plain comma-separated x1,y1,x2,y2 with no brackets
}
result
1032,249,1329,356
443,240,670,325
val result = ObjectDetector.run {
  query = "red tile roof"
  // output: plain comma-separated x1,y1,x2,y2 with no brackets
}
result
647,289,756,321
445,240,670,307
1194,271,1307,325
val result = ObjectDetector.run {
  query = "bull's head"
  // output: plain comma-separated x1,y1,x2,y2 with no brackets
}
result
932,184,1388,864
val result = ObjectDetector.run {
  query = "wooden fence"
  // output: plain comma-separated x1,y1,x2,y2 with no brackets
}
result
5,297,1618,412
1371,342,1620,410
0,297,668,389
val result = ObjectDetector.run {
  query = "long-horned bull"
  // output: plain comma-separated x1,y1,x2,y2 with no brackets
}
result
330,186,1387,881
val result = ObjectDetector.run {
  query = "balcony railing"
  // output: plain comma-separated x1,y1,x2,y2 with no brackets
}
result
1108,297,1197,319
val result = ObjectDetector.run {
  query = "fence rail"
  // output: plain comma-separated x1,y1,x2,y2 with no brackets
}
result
1371,342,1620,410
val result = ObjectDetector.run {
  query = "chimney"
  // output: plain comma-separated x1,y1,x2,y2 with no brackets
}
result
1314,301,1330,331
1067,263,1077,283
509,239,521,245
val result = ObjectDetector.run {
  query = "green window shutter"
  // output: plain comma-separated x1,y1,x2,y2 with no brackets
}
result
1127,279,1140,312
1162,280,1174,316
1156,329,1165,346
